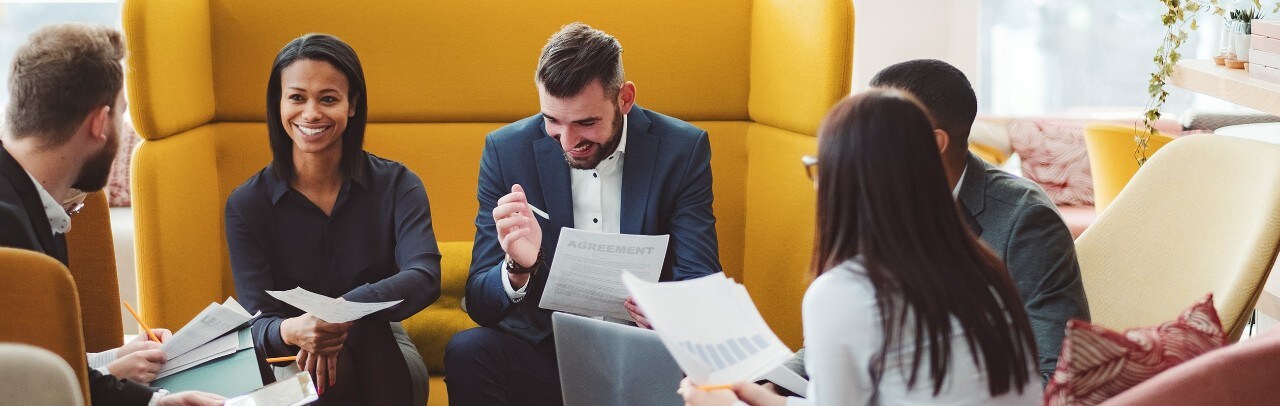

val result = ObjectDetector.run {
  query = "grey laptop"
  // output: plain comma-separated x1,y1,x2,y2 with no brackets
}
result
552,312,683,406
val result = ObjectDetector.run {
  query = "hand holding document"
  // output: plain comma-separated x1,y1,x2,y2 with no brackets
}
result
538,227,670,321
266,287,401,323
623,273,795,387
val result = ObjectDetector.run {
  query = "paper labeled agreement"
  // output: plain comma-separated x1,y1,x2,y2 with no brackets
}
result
162,297,254,359
623,273,794,386
266,287,401,323
538,227,669,321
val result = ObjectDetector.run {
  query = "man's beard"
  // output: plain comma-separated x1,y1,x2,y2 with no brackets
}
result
564,108,624,170
71,118,120,192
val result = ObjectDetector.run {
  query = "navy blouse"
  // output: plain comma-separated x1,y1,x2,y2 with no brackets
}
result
225,152,442,357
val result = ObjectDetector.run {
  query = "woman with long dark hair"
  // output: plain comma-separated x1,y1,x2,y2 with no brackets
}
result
225,34,441,405
681,89,1040,405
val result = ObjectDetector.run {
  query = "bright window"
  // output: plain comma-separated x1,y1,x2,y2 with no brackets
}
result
0,1,121,108
979,0,1231,117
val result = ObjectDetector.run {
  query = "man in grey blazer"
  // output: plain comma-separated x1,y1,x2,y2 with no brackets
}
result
783,59,1089,386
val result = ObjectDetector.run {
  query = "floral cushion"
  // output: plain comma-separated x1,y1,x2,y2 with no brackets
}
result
1006,119,1095,206
106,117,142,207
1043,294,1226,406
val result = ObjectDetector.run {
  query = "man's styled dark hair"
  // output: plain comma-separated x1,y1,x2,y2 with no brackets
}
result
811,89,1036,397
5,23,124,147
869,59,978,158
536,22,625,99
265,33,367,183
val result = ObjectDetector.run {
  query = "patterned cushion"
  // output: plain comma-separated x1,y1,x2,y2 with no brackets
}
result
1006,119,1095,206
106,117,142,207
1044,294,1226,406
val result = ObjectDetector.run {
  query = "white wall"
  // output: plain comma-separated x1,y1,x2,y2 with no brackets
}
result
852,0,981,92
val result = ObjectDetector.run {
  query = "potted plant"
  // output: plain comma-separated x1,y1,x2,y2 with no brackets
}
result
1228,7,1266,67
1143,1,1279,164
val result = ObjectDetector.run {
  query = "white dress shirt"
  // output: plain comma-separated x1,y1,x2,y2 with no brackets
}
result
504,114,629,301
26,172,71,234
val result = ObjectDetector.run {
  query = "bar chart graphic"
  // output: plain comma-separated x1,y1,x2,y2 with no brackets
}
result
677,334,772,370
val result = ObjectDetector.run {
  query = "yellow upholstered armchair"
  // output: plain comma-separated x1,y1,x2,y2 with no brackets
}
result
0,248,90,403
64,191,126,352
124,1,852,403
1082,123,1176,214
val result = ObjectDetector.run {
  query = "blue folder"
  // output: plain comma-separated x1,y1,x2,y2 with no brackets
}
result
152,327,264,397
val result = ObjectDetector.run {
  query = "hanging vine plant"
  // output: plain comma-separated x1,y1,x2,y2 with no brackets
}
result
1142,0,1276,164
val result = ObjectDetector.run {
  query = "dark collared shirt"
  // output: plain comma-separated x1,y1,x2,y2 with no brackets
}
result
225,152,442,357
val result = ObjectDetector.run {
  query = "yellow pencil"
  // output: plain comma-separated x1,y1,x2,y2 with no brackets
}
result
265,356,298,364
698,384,734,391
122,301,161,343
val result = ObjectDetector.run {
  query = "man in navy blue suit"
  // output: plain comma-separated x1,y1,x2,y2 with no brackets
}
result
444,22,723,405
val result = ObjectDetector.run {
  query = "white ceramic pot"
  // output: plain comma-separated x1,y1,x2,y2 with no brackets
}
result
1236,32,1252,62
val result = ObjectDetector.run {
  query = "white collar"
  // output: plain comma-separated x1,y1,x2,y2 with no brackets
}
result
25,172,71,234
952,163,968,200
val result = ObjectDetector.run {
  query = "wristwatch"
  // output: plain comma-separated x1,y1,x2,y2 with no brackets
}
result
505,250,544,275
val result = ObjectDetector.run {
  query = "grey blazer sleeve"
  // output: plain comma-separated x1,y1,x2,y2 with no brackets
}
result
1004,203,1090,381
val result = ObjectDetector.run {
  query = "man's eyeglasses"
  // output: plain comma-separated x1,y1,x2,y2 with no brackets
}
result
801,155,818,182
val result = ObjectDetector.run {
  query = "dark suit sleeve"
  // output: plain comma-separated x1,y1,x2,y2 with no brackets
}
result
342,169,443,321
89,367,156,405
1005,203,1090,381
667,131,722,280
226,200,296,358
0,202,35,251
464,135,518,326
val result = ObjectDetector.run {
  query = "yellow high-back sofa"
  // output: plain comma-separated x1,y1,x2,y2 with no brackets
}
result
124,1,852,403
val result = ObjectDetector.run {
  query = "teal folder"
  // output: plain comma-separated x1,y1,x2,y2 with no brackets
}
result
152,327,264,397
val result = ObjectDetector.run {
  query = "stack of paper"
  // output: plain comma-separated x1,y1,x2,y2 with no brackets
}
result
266,287,401,323
622,273,795,386
156,297,255,378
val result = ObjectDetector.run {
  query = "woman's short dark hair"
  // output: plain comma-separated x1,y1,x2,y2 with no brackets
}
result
536,22,625,99
811,89,1037,397
265,33,367,183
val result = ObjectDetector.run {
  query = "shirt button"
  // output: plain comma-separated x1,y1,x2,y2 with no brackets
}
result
593,218,599,223
593,172,598,178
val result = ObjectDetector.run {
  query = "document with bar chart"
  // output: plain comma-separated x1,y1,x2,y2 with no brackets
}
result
622,273,794,386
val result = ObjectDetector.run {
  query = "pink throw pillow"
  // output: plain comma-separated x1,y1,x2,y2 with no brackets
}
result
106,117,142,207
1043,294,1226,406
1006,119,1094,206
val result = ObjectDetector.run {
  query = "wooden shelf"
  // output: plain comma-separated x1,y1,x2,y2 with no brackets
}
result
1169,59,1280,116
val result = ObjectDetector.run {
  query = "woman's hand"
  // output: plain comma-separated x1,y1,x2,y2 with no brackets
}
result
678,378,741,406
678,378,788,406
297,348,340,395
280,314,351,354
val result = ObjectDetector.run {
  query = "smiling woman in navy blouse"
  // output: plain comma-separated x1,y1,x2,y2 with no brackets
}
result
224,33,441,405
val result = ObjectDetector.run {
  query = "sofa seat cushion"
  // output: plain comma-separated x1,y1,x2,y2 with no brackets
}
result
402,241,478,375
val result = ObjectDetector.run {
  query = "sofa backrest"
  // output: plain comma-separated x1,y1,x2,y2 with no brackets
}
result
125,0,853,349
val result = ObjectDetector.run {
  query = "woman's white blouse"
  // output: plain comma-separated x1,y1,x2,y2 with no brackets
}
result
785,260,1042,406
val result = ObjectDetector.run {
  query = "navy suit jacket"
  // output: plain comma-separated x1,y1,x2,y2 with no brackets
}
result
464,105,723,345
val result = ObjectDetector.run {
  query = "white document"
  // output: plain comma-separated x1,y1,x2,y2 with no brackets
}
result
623,273,794,386
538,227,669,321
154,331,238,380
266,287,401,323
162,297,253,359
226,371,318,406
